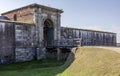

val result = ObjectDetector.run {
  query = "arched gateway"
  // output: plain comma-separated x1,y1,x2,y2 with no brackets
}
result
44,19,54,47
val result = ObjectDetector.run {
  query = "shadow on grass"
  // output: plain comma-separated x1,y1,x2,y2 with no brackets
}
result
54,49,75,76
0,59,64,71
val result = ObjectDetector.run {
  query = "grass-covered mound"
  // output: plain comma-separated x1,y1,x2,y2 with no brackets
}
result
57,46,120,76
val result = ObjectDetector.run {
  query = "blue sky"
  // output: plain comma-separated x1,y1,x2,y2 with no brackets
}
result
0,0,120,42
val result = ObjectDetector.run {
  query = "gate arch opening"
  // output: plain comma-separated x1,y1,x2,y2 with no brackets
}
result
43,19,54,47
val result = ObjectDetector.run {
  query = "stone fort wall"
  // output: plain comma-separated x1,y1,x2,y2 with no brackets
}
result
0,20,117,64
61,27,116,46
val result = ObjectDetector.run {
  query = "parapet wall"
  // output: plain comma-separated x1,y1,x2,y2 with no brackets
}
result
61,27,116,46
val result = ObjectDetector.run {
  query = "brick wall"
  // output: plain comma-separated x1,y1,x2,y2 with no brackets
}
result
2,7,34,23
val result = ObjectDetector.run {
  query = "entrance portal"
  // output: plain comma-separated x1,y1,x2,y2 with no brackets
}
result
44,19,54,47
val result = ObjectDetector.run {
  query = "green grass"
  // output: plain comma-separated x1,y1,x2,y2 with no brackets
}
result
0,59,64,76
57,46,120,76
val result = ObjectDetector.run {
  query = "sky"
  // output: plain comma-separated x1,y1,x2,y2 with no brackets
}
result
0,0,120,42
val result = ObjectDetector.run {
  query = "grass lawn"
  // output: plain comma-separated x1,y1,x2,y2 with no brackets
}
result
57,46,120,76
0,59,64,76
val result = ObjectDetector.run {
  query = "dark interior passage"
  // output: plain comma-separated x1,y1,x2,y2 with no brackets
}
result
44,19,54,47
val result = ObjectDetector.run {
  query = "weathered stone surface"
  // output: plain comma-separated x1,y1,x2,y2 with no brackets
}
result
15,48,35,62
36,47,46,60
0,22,15,64
61,27,116,46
